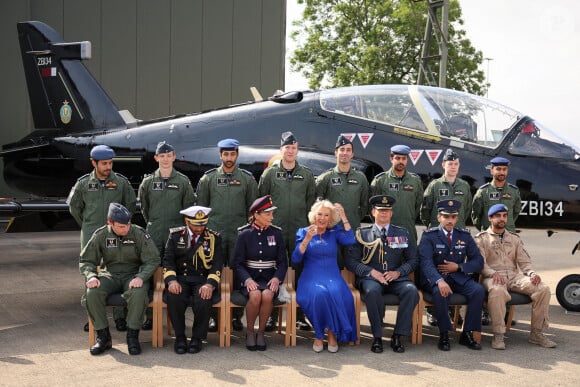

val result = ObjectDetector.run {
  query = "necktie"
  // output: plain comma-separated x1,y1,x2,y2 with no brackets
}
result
447,231,452,246
381,227,387,242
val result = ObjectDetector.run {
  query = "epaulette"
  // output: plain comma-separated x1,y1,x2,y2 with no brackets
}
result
408,171,420,178
94,224,108,233
240,168,254,177
204,168,217,175
390,224,407,231
169,226,187,234
76,173,90,181
506,229,520,237
359,224,373,231
456,227,471,234
508,183,519,190
114,172,130,181
374,171,387,179
425,227,439,233
206,228,221,237
271,224,282,230
474,230,485,238
478,182,490,189
237,223,252,232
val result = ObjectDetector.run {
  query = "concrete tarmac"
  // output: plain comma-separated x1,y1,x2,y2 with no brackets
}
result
1,228,579,386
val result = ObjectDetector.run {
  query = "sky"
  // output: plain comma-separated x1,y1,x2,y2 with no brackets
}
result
285,0,580,148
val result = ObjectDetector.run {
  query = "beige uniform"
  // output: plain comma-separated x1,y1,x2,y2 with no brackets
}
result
474,228,550,334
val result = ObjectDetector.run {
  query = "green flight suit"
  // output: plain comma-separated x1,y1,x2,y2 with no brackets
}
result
138,168,196,253
196,166,258,263
370,168,423,245
315,166,369,231
472,181,521,232
80,224,160,330
258,161,315,256
68,170,137,249
421,176,472,229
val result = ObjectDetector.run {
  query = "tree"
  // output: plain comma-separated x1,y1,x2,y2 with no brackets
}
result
290,0,487,95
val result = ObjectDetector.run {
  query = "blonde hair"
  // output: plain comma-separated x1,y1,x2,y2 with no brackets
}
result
308,199,340,228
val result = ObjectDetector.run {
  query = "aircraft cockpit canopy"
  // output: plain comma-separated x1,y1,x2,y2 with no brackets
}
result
319,85,556,150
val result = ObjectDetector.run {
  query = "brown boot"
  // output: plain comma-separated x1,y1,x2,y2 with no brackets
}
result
528,330,556,348
491,334,505,350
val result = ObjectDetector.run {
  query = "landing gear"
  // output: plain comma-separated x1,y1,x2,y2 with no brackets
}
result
556,274,580,312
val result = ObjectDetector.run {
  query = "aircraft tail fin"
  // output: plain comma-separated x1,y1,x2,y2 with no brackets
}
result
17,21,125,133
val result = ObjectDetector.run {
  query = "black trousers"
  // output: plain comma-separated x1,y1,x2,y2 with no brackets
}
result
166,281,213,340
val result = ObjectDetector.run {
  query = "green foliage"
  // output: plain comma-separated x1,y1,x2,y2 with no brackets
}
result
291,0,487,95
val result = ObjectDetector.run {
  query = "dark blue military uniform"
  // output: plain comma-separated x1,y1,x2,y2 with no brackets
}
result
346,224,419,339
418,226,484,334
232,223,288,296
163,226,224,341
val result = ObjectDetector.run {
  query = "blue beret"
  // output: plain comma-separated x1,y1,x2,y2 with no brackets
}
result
180,205,211,225
490,157,510,166
390,145,411,155
250,195,277,213
335,134,352,149
108,203,131,224
217,138,240,150
90,145,115,161
156,141,174,154
369,195,396,209
488,203,508,217
442,148,459,161
281,131,297,146
437,199,462,214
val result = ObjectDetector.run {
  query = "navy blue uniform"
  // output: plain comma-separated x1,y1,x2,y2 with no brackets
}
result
232,223,288,296
346,225,419,338
418,227,484,333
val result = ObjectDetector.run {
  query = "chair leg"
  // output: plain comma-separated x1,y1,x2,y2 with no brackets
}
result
506,305,515,331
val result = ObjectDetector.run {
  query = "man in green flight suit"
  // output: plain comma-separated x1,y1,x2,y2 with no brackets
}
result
258,131,316,331
80,203,159,356
68,145,137,332
138,141,196,329
370,145,423,246
196,138,258,332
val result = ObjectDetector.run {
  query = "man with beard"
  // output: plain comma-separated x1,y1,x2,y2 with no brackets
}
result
475,204,556,350
472,157,521,232
196,138,258,332
370,145,423,246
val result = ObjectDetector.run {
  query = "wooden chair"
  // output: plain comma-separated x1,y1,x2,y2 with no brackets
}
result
341,269,420,345
159,269,229,348
225,266,296,347
88,267,164,348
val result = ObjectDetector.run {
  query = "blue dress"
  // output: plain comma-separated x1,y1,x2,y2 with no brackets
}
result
291,225,357,343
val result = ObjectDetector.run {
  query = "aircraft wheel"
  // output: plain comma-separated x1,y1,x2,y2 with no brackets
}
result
556,274,580,312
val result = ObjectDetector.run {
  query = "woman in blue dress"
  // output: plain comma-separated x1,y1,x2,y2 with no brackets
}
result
292,199,357,352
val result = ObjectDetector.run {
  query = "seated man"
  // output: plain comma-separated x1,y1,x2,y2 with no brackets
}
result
163,206,224,354
80,203,160,356
346,195,419,354
418,200,484,351
475,204,556,350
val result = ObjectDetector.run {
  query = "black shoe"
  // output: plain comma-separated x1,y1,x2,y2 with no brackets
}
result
296,319,312,331
207,317,217,333
459,331,482,350
427,312,438,327
438,332,450,351
265,316,277,332
127,329,142,355
246,332,257,351
188,338,202,354
371,337,383,353
115,318,127,332
83,322,90,332
482,310,490,326
90,328,112,355
256,332,267,351
141,318,153,331
232,318,244,332
174,336,188,355
391,334,405,353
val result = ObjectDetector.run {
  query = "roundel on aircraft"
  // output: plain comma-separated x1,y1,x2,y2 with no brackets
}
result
60,101,72,124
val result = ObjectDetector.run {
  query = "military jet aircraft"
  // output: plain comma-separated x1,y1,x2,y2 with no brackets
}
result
1,21,579,232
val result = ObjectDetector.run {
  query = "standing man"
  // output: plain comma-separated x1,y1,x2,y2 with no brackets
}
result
138,141,196,329
472,157,521,232
258,131,315,331
418,200,485,351
421,148,472,229
370,145,423,246
68,144,137,332
80,203,159,356
475,204,556,350
346,195,419,354
163,206,224,354
196,138,258,332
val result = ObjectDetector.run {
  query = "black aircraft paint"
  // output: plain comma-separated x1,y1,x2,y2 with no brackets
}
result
2,21,579,230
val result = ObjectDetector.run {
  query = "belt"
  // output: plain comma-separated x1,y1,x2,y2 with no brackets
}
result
245,260,277,269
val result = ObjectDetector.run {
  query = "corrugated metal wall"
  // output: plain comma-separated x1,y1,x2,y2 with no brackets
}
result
0,0,286,197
